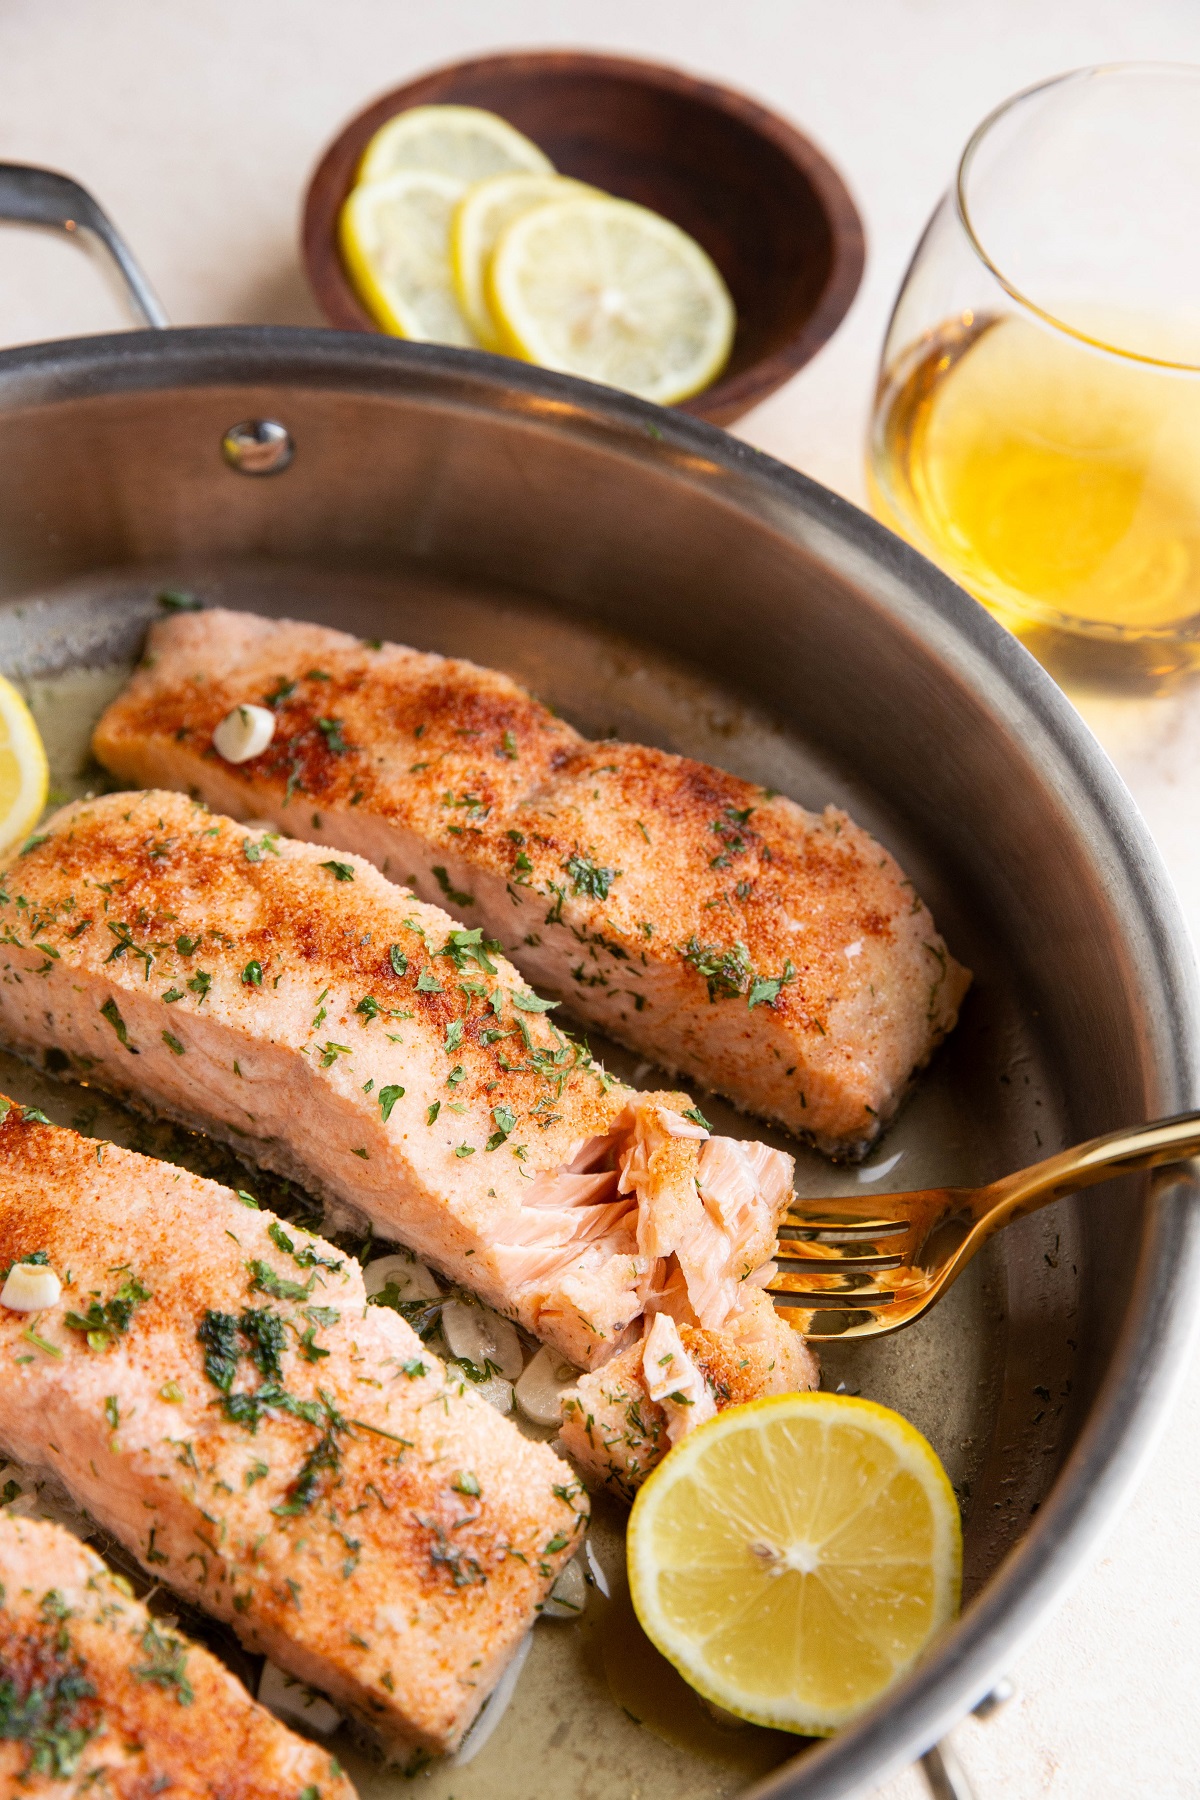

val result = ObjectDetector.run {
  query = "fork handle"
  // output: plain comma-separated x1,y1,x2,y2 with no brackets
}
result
979,1109,1200,1229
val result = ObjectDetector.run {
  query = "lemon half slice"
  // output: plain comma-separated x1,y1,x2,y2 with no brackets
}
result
627,1393,962,1737
0,675,49,856
452,172,595,349
340,170,476,344
488,193,735,403
359,104,554,187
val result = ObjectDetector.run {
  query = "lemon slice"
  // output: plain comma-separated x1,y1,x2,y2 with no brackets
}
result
359,105,554,187
452,172,596,349
488,193,735,404
627,1393,962,1736
0,675,49,856
340,170,477,344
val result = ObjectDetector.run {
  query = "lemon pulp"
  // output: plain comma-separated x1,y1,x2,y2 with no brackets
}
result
452,172,594,349
627,1392,962,1736
340,170,475,344
0,675,49,856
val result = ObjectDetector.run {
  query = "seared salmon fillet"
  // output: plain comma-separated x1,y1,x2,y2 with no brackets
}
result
0,1513,354,1797
0,792,799,1394
93,609,970,1156
0,1100,586,1753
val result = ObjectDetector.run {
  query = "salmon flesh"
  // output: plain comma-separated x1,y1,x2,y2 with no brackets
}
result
0,1512,355,1797
0,1099,586,1754
0,792,804,1420
93,609,971,1156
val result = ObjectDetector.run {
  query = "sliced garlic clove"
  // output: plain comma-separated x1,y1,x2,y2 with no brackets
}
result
514,1343,579,1426
213,703,276,764
257,1659,343,1735
441,1296,524,1379
452,1633,532,1766
474,1375,514,1413
363,1251,441,1302
541,1555,587,1619
1,1261,62,1313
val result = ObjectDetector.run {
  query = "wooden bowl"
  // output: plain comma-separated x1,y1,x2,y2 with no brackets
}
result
301,50,865,426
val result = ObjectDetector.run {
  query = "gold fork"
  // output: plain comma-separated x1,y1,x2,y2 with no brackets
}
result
769,1111,1200,1339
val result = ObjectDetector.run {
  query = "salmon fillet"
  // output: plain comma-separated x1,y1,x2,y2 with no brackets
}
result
0,1100,586,1754
0,1512,354,1797
0,792,800,1400
93,609,971,1157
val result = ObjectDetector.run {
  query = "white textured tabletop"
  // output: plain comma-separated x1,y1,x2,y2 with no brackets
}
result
3,4,1200,1795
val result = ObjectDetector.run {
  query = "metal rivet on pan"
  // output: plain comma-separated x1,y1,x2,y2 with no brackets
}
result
971,1677,1015,1720
221,419,294,475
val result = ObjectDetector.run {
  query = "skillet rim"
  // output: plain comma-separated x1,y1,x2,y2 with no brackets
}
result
0,323,1196,1795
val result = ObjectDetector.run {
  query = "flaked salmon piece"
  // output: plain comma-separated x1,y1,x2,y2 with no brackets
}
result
92,610,970,1156
559,1288,817,1501
0,792,799,1386
0,1512,355,1797
0,1100,586,1754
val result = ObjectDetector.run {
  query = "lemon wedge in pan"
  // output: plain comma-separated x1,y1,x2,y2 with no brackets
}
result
488,192,735,404
452,171,596,349
340,170,476,344
358,104,554,187
627,1392,962,1737
0,675,49,856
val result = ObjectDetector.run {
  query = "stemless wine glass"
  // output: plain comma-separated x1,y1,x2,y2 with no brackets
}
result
868,64,1200,648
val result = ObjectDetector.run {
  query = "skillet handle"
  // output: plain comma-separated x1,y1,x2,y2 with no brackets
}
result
0,163,168,329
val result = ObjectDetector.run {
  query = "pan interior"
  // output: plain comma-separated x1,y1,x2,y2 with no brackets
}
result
0,555,1075,1799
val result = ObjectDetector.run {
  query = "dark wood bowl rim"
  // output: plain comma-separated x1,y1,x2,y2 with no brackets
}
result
301,47,866,426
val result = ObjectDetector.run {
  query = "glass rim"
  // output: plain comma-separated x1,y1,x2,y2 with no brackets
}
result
954,60,1200,374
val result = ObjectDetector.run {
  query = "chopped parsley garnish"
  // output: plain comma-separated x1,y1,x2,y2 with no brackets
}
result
454,1144,475,1158
683,1105,712,1130
444,1019,463,1053
197,1310,241,1392
316,717,348,755
565,853,620,900
747,961,796,1010
175,934,197,956
133,1619,194,1705
247,1260,316,1303
432,865,474,908
64,1274,150,1351
242,832,280,863
161,1030,186,1055
426,1100,440,1125
416,969,443,994
452,1471,481,1497
355,995,380,1022
0,1597,100,1776
389,944,408,976
510,989,559,1013
187,970,212,1003
378,1084,405,1122
318,1041,350,1068
438,927,499,974
264,677,296,707
400,1357,427,1378
486,1103,517,1152
681,935,753,1001
321,860,355,882
158,588,201,611
98,997,136,1051
272,1431,340,1515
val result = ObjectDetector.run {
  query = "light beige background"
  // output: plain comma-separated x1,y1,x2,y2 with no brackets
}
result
2,4,1200,1795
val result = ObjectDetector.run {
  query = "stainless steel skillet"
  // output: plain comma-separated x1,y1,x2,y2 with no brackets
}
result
0,164,1197,1800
